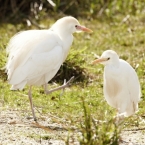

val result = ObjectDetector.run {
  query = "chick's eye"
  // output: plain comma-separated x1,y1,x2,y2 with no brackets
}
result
75,25,78,28
107,57,110,60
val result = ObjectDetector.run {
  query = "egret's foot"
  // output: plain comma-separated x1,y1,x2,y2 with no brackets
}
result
114,113,125,125
26,116,37,122
45,76,74,94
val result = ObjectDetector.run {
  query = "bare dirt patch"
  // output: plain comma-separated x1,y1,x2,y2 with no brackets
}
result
0,109,68,145
0,109,145,145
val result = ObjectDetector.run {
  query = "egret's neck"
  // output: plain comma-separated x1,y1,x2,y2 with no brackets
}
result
56,30,73,61
62,34,73,61
110,61,120,68
105,60,120,75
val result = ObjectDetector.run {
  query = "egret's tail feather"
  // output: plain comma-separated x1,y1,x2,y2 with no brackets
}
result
10,81,27,91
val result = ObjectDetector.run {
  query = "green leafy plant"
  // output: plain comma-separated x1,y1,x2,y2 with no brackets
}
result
78,97,121,145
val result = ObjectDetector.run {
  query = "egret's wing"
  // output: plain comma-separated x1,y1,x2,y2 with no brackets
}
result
6,30,62,80
127,68,141,103
119,60,141,103
9,45,63,85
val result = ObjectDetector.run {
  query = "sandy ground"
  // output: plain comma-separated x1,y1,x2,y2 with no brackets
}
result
0,110,145,145
120,127,145,145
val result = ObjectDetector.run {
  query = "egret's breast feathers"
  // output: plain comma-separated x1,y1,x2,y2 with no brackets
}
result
104,76,122,97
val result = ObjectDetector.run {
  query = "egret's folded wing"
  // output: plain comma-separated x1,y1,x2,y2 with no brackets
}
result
6,30,62,80
127,69,141,103
9,45,64,85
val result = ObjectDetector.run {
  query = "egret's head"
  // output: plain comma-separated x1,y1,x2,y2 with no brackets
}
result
92,50,119,66
51,16,93,34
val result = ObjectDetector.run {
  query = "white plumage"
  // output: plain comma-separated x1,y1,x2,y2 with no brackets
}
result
93,50,141,119
6,30,63,90
6,16,92,121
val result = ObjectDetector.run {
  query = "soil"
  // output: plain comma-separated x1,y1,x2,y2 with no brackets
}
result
0,110,145,145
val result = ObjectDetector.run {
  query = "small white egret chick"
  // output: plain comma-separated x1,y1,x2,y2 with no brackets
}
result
6,16,92,121
93,50,141,120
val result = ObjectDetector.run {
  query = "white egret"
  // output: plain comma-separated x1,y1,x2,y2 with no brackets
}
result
6,16,92,121
93,50,141,120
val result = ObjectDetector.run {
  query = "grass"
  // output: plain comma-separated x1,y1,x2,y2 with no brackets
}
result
0,13,145,144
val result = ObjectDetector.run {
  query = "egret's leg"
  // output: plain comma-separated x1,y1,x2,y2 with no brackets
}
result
45,76,74,95
114,108,125,125
59,79,66,98
43,83,48,94
28,86,37,121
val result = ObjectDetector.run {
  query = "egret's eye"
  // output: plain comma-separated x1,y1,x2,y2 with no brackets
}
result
75,25,78,28
107,57,110,60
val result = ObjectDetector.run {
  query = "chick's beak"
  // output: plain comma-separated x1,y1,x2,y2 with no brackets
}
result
92,58,108,64
77,25,93,33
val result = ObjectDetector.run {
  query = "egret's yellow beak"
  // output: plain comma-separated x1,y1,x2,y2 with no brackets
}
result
92,58,108,64
77,25,93,33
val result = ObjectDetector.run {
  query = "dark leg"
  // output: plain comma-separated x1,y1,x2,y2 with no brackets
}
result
28,86,37,121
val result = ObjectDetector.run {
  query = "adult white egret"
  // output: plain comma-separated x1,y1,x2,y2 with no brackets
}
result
6,16,92,121
93,50,141,120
